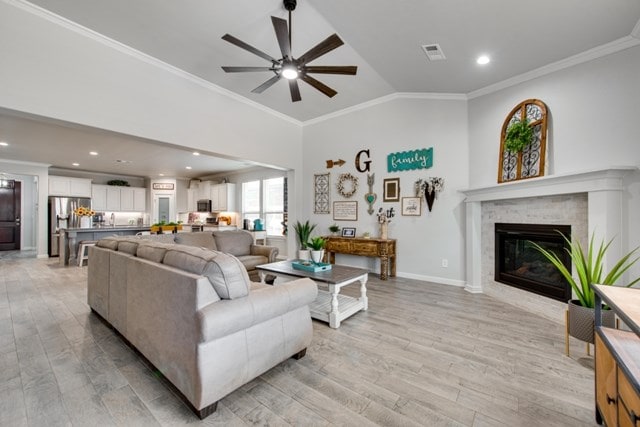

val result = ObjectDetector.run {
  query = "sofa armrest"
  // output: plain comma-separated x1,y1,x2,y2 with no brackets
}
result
250,244,279,263
198,278,317,342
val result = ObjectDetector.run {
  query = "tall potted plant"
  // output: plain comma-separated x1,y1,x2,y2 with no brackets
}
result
293,220,316,261
531,233,640,347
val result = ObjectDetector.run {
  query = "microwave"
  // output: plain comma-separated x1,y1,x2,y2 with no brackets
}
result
197,199,212,212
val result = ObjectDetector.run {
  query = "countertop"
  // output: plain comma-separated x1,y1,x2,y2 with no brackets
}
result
61,225,152,232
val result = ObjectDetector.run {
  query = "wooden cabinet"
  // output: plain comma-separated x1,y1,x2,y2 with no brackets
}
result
596,333,618,426
594,286,640,426
324,236,396,280
49,176,92,197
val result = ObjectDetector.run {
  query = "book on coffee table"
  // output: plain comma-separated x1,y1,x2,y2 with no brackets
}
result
291,260,332,272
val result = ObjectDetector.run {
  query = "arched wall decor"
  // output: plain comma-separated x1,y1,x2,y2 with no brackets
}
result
498,99,548,183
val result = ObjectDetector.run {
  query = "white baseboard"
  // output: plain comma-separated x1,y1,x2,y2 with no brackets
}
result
37,254,49,259
396,272,466,288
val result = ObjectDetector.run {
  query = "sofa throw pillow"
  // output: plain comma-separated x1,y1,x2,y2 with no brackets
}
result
212,230,253,257
175,232,217,251
117,239,140,255
163,246,250,299
96,237,119,250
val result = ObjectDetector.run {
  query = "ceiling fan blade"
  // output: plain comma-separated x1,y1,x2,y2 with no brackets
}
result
300,74,337,98
288,79,301,102
297,34,344,66
271,16,291,60
304,65,357,75
222,34,278,63
222,66,274,73
251,75,281,94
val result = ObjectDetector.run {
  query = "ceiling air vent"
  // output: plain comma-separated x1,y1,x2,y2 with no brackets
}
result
422,43,446,61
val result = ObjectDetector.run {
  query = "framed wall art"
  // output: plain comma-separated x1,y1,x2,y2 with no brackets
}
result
341,227,356,238
401,197,421,216
383,178,400,202
333,201,358,221
314,173,330,214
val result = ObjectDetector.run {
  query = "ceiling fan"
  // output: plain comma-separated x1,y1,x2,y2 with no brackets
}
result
221,0,357,102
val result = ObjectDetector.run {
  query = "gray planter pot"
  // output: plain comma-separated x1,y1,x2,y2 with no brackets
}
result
568,299,615,344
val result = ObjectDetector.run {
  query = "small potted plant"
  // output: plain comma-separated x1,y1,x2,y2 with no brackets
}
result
293,220,316,261
532,233,640,348
307,236,326,264
329,224,340,235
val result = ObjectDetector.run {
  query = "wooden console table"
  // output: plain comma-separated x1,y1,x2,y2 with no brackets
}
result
324,236,396,280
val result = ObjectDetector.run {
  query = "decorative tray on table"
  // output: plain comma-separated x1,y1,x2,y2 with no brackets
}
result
291,260,332,272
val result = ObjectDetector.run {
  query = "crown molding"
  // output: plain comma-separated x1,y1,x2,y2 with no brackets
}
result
633,18,640,39
7,0,303,127
0,158,51,168
303,92,467,126
468,35,640,99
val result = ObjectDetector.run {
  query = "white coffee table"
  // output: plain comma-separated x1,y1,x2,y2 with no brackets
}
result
257,261,369,328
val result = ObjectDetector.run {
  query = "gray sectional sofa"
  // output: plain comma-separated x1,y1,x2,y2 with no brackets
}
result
87,235,317,418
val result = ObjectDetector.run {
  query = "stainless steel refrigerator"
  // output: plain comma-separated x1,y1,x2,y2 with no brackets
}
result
48,196,91,257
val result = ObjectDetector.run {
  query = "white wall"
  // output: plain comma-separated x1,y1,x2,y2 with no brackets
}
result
0,1,303,257
468,45,640,283
303,97,468,285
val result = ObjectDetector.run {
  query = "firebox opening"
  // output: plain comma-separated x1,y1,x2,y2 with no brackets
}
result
495,223,571,302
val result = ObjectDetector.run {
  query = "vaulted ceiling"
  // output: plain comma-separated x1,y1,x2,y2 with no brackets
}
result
1,0,639,177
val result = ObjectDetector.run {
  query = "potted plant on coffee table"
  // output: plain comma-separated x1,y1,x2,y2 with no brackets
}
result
293,220,316,261
308,236,326,264
531,233,640,355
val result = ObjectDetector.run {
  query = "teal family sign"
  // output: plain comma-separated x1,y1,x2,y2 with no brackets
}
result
387,148,433,172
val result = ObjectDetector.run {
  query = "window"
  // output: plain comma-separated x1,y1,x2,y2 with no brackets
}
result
241,177,286,236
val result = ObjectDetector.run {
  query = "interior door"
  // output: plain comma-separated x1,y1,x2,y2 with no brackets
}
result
0,180,21,250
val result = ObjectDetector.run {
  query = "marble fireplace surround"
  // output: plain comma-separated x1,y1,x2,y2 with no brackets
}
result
461,167,636,322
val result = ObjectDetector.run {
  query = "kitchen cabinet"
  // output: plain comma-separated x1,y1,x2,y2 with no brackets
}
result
106,187,121,211
593,286,640,426
49,176,92,198
91,185,108,211
93,185,146,212
186,188,197,212
211,183,235,212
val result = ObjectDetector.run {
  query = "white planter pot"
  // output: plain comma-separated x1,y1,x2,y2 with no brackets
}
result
298,249,310,261
310,250,324,264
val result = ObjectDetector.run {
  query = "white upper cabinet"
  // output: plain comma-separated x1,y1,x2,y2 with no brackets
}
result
92,184,146,212
211,183,236,212
49,176,92,198
91,184,108,211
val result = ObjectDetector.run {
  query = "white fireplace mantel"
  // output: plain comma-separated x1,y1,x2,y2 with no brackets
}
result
460,167,638,294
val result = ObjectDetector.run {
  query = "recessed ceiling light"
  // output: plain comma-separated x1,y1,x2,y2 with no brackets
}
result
192,152,200,156
89,151,99,156
72,162,80,167
159,173,165,177
477,55,490,65
0,142,8,146
185,166,192,170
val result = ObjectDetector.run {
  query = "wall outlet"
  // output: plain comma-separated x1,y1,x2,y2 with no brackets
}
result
441,258,448,268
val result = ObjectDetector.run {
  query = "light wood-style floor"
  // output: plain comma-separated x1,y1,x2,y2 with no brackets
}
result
0,255,598,426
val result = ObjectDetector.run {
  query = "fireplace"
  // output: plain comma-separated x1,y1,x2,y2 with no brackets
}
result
495,223,571,302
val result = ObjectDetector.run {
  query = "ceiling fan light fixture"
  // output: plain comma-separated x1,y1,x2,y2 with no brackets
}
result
282,64,298,80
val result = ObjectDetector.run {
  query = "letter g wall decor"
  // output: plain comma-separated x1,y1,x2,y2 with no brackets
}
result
387,148,433,172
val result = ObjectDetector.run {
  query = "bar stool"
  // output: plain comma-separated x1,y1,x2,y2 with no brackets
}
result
77,240,97,267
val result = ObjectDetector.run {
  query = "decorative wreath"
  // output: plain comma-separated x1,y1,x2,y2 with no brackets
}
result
336,173,359,198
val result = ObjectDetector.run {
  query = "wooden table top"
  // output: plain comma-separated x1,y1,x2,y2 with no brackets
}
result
256,261,368,284
593,285,640,336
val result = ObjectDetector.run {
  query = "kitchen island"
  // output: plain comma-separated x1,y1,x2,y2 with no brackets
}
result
59,226,151,266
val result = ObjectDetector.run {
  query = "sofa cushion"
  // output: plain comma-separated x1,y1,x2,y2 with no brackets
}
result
236,255,268,271
175,232,217,251
213,230,253,257
96,237,119,250
162,246,250,299
137,242,172,263
117,239,140,255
